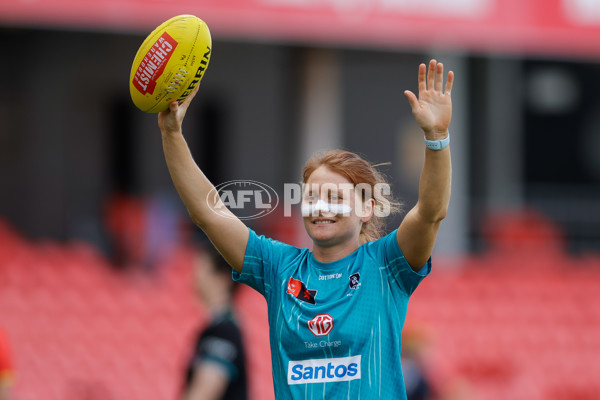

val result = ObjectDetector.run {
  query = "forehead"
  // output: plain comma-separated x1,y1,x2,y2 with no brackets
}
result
305,166,352,187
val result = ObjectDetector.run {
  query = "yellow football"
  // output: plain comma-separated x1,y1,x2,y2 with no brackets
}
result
130,15,212,113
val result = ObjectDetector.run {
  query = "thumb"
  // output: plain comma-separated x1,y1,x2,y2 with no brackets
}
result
404,90,419,111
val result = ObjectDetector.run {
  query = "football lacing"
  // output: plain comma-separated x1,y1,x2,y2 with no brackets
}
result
165,68,188,93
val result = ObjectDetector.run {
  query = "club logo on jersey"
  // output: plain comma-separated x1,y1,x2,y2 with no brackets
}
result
308,314,333,337
349,272,361,289
287,278,317,304
287,355,361,384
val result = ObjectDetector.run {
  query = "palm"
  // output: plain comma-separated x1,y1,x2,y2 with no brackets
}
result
405,60,454,137
413,90,452,133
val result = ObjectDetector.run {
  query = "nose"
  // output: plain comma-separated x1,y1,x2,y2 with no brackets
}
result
301,200,332,216
301,200,353,216
314,200,331,213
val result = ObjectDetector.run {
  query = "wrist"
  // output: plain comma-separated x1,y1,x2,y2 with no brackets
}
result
161,127,183,138
424,132,450,150
423,129,449,141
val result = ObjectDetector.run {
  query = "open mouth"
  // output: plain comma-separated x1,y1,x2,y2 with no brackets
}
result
312,218,336,225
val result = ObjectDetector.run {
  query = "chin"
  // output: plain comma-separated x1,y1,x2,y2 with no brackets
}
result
305,230,333,247
304,219,334,236
303,217,360,248
305,228,347,249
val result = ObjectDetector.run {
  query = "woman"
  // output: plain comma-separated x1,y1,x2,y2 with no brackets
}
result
159,59,453,400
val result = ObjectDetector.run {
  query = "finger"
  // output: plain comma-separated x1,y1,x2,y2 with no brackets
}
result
178,85,200,112
418,63,426,94
445,70,454,95
435,63,444,92
404,90,419,111
169,100,179,112
185,84,201,105
427,59,436,91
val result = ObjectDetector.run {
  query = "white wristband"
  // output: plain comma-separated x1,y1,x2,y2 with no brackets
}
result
424,134,450,150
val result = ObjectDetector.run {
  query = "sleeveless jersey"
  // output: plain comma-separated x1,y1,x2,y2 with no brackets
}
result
233,228,430,400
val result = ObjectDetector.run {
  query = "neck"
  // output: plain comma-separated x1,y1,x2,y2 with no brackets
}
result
312,240,360,263
204,294,232,317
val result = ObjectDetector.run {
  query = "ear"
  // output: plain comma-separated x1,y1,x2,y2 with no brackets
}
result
359,198,375,223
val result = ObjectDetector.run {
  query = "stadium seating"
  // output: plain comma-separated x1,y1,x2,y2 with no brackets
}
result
1,213,599,400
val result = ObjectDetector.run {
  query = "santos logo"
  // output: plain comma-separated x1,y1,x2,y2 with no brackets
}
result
287,355,361,385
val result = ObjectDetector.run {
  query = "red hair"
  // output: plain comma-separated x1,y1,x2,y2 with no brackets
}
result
302,150,400,243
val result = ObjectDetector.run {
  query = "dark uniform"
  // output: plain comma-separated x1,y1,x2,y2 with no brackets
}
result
184,311,247,400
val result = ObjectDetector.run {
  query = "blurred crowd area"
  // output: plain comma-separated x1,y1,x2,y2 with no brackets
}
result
1,28,600,257
1,205,600,400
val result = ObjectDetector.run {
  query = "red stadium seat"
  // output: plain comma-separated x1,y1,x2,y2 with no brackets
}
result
1,212,600,400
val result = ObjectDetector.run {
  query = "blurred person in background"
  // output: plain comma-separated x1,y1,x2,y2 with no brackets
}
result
0,326,14,400
401,323,434,400
182,244,247,400
160,59,452,399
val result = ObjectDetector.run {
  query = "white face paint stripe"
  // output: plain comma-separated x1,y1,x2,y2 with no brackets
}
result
301,200,353,216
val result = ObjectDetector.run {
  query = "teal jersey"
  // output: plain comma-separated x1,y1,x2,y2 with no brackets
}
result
233,228,431,400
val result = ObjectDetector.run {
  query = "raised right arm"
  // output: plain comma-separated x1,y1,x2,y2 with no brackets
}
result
158,89,249,273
